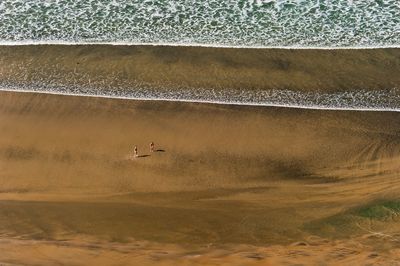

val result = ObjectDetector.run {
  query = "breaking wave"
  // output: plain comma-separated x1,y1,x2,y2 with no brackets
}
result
0,0,399,47
1,83,399,112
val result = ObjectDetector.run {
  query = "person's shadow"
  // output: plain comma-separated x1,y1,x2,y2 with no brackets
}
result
137,155,150,158
155,149,166,152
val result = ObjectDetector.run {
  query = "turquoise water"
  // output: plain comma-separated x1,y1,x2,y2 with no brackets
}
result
0,0,399,47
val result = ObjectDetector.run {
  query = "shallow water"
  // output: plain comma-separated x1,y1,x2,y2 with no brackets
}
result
0,45,399,111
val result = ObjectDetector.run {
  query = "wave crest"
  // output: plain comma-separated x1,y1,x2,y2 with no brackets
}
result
1,84,399,112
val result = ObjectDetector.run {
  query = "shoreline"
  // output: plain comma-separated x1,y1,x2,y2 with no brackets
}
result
1,87,400,113
1,41,400,49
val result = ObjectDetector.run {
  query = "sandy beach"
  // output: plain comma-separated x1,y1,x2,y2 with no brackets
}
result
1,0,399,264
1,90,400,265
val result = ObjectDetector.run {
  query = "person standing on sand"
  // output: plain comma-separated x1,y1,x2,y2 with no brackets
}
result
150,142,155,153
133,145,138,158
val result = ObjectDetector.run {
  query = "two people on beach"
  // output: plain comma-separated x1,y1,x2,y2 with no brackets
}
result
133,142,155,158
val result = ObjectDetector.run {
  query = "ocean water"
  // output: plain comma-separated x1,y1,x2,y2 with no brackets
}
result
0,0,399,47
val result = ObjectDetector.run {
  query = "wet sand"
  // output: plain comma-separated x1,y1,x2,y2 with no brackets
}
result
0,46,399,93
1,91,400,265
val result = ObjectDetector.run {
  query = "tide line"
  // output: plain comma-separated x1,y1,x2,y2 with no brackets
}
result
0,88,399,113
0,41,399,50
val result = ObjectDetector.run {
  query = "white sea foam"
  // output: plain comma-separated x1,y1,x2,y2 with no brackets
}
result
1,85,399,112
0,0,399,47
0,40,399,50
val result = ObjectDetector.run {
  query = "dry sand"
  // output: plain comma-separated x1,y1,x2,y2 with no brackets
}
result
1,91,400,265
